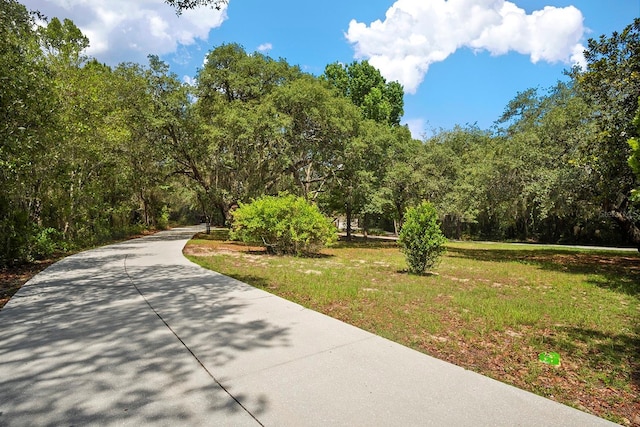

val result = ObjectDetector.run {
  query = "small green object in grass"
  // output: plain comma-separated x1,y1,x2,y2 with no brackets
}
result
539,352,561,366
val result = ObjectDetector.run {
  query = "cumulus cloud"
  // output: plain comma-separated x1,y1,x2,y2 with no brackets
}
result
346,0,586,93
183,75,196,86
403,118,427,140
257,43,273,53
21,0,228,65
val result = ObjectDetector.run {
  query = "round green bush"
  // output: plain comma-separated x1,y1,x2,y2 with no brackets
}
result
230,194,337,256
398,201,447,274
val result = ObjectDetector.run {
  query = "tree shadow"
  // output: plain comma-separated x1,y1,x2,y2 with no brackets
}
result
446,246,640,392
298,252,334,259
192,230,230,241
335,236,398,249
394,269,439,277
544,325,640,388
222,274,272,290
0,232,288,425
445,247,640,296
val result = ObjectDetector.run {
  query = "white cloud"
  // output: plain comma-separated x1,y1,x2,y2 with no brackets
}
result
257,43,273,53
22,0,228,65
183,75,196,86
346,0,586,93
403,118,427,140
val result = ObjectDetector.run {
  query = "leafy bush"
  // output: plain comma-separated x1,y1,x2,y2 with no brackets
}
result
398,201,447,274
628,99,640,202
230,194,337,256
156,206,170,230
0,204,31,267
0,206,61,265
30,227,61,260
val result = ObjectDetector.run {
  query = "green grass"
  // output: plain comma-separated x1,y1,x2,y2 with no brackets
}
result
185,234,640,424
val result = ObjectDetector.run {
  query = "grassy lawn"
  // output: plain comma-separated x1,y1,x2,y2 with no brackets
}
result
185,231,640,426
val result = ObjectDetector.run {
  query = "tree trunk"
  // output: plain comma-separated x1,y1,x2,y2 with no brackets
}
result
609,210,640,251
395,202,404,235
218,203,229,227
363,213,369,239
607,196,640,251
140,190,150,227
345,203,352,241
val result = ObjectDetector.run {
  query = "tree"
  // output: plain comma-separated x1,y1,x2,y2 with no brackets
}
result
39,17,89,64
322,60,410,237
377,127,425,233
1,5,178,265
141,55,221,225
398,202,447,274
0,0,55,265
473,82,604,243
195,44,303,223
628,99,640,204
572,18,640,248
323,60,404,126
268,76,362,201
320,119,391,239
111,62,175,229
197,43,300,108
421,126,488,239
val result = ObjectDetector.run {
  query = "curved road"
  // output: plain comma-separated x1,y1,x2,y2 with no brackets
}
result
0,227,617,426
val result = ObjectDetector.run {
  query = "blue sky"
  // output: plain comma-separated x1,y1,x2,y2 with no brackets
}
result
22,0,640,138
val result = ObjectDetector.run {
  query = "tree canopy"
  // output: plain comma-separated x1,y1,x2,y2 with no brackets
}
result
571,18,640,246
2,0,639,267
323,60,405,126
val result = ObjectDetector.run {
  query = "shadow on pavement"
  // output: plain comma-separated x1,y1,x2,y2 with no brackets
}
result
446,246,640,296
0,230,287,426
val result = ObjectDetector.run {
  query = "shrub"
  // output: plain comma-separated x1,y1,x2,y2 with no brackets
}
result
0,204,31,267
30,227,61,260
156,206,170,230
398,201,447,274
230,194,337,256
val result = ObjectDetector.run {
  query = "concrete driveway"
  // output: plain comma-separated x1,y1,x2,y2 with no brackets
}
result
0,227,618,426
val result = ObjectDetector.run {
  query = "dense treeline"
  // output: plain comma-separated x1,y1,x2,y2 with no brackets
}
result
1,0,639,266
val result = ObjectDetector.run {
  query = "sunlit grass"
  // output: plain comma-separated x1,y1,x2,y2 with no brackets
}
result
185,234,640,424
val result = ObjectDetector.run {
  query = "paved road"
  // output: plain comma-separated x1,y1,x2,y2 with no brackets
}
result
0,227,618,426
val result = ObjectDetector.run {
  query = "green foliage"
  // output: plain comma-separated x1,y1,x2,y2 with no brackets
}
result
377,127,424,225
39,17,89,63
268,75,362,201
628,99,640,202
192,43,307,222
0,202,60,265
572,19,639,204
230,194,337,256
154,206,170,230
0,200,31,267
30,227,61,260
1,3,639,268
0,0,52,266
323,60,404,126
572,18,640,246
398,202,447,274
